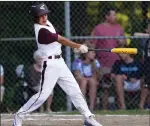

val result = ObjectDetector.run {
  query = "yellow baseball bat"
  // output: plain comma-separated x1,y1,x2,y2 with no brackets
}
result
88,48,137,54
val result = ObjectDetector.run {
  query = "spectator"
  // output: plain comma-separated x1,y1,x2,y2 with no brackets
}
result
0,64,5,102
14,64,29,107
72,44,101,111
90,7,126,110
111,53,143,109
134,21,150,109
27,50,53,112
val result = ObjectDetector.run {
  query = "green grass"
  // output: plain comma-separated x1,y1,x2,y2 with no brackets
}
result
47,109,150,115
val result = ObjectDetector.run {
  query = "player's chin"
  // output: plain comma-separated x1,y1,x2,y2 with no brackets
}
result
41,21,47,25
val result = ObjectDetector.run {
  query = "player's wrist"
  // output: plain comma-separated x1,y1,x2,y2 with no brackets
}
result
76,44,82,49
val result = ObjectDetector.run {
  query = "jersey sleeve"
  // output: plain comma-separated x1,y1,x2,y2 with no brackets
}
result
132,61,143,79
111,60,121,75
138,61,144,78
95,59,100,68
72,59,82,71
138,38,149,49
38,28,58,44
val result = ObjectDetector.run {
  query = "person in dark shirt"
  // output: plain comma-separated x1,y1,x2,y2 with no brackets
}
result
134,21,150,109
111,53,143,109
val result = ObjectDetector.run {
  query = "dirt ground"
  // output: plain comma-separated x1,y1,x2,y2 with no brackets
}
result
1,113,150,126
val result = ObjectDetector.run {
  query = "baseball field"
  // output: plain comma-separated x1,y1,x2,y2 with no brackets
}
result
1,110,149,126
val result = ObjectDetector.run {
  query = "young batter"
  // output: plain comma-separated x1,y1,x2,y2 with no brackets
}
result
12,3,102,126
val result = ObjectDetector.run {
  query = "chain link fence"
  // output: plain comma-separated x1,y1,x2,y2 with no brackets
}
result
0,1,150,114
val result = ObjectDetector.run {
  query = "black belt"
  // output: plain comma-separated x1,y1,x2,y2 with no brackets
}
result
48,54,61,59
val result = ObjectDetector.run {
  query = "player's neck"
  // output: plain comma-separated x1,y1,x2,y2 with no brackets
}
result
104,21,116,26
124,57,134,64
83,58,91,64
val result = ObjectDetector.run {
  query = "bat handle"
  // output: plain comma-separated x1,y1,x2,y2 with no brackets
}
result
88,48,94,51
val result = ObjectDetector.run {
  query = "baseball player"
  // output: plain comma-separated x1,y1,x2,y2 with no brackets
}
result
12,3,102,126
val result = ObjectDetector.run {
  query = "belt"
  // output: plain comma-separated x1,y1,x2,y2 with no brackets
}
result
48,54,61,59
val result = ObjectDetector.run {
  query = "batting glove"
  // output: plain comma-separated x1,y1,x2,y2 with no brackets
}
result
74,45,88,53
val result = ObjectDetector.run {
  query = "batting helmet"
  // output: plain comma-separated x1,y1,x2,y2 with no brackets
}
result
29,3,50,17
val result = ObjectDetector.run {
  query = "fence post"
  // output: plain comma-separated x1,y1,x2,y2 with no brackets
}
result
65,1,72,112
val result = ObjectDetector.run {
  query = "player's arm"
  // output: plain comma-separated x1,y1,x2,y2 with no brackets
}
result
38,28,88,53
57,35,81,49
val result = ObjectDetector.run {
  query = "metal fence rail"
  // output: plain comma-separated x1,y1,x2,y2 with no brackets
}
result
1,36,150,42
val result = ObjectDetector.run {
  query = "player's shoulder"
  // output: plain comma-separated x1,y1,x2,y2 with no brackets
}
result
94,59,100,64
74,58,82,63
72,58,82,65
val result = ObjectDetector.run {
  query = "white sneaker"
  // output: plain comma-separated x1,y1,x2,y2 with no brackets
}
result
12,115,22,126
84,115,103,126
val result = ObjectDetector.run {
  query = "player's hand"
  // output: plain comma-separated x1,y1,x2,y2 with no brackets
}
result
74,45,88,53
79,45,88,53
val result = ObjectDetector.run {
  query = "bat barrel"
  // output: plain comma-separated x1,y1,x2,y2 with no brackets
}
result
111,48,137,54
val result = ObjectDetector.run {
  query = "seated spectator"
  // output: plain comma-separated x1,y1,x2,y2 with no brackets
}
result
27,50,54,112
111,53,143,109
100,73,114,110
134,21,150,109
15,64,29,107
72,44,100,111
0,64,5,103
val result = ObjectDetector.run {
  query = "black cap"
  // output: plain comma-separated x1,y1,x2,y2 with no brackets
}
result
29,3,50,17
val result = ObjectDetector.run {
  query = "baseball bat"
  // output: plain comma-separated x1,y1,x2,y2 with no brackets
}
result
88,48,137,54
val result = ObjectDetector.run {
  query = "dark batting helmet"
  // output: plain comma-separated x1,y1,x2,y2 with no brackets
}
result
29,3,50,17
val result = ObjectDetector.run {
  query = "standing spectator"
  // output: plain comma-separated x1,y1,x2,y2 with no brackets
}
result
72,44,101,111
0,64,5,102
90,8,126,110
27,50,54,112
111,53,143,109
134,21,150,109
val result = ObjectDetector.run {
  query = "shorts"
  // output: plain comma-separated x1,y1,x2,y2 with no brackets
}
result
124,80,141,92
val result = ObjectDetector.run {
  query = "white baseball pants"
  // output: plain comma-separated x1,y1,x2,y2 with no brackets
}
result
16,57,92,119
